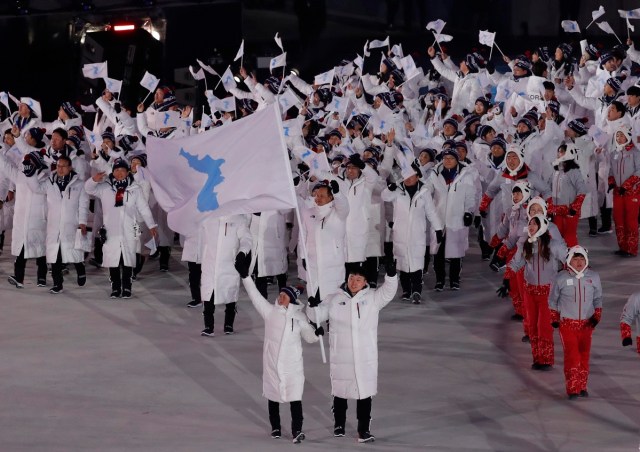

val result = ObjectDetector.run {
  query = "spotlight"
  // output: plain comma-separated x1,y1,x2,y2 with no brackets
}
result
233,75,242,83
113,23,136,32
290,68,300,76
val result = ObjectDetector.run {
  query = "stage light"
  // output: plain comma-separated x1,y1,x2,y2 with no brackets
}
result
114,24,136,32
290,68,300,76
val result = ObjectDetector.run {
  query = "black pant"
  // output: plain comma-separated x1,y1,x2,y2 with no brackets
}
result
109,255,132,292
255,274,287,300
14,246,47,284
433,237,461,285
203,291,236,330
93,238,103,264
51,248,85,288
399,270,422,295
333,396,372,434
187,262,202,303
363,257,379,287
268,400,303,433
159,246,170,270
600,206,612,230
423,246,431,273
478,225,493,258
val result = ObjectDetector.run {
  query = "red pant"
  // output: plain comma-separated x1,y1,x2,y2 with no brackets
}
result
553,214,580,248
524,283,554,365
510,269,528,336
613,193,640,255
559,319,593,395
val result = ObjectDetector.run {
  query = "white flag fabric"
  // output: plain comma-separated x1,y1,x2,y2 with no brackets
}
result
368,36,390,49
0,92,11,110
588,125,610,147
19,97,42,118
354,54,364,72
213,96,237,113
395,142,417,180
274,32,284,51
314,68,335,86
270,52,287,72
325,95,349,117
103,77,122,93
434,33,453,43
592,5,605,21
370,105,395,134
282,117,303,138
620,8,640,19
140,71,160,92
83,126,99,149
197,59,219,76
234,39,244,61
479,30,496,46
363,40,371,57
426,19,446,34
278,88,302,111
147,109,182,130
189,65,205,81
293,146,331,174
200,112,214,129
597,21,616,35
145,103,297,236
80,104,96,113
82,61,108,79
220,66,237,91
561,20,581,33
390,43,403,57
628,18,636,32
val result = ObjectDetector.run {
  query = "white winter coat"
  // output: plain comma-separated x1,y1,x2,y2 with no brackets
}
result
200,215,252,304
426,162,478,258
249,210,289,277
381,181,442,272
242,277,317,403
315,275,398,400
430,57,483,115
84,175,156,268
27,173,89,263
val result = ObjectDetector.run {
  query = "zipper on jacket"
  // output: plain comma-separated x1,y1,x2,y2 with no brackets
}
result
224,223,227,236
578,278,582,320
292,318,294,331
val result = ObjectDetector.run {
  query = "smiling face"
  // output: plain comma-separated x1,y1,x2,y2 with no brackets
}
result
347,273,367,294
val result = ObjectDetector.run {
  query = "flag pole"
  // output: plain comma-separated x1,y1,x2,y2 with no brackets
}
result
141,90,152,104
494,42,506,59
214,65,230,91
489,43,494,60
584,19,596,30
627,19,632,40
612,29,623,44
431,31,444,53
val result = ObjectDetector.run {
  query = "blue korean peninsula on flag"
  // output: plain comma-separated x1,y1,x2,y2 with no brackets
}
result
146,103,297,236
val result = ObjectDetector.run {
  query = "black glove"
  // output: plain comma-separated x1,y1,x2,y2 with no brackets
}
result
618,187,627,196
98,226,108,244
551,321,560,329
22,162,35,177
308,320,325,336
349,153,366,170
302,258,306,271
608,183,616,193
480,210,488,218
623,337,633,347
387,182,397,191
463,212,473,227
286,222,293,230
489,254,506,272
435,230,444,244
114,102,122,114
329,180,339,194
486,61,495,74
588,315,599,328
568,208,577,216
386,259,397,277
496,278,510,298
234,251,251,278
474,216,482,229
308,296,320,308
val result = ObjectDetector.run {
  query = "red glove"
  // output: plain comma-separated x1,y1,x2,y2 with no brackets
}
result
569,194,585,215
593,307,602,322
479,193,492,215
550,309,560,328
621,322,632,341
489,234,502,249
554,205,570,217
622,175,640,192
545,197,554,216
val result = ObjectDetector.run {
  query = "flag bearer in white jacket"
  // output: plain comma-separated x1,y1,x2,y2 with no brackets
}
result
312,263,398,443
25,155,89,294
84,158,158,299
199,214,252,337
249,210,290,299
235,252,320,444
549,246,602,399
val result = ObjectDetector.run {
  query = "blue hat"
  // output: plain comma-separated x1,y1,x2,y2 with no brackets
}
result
280,286,303,304
441,148,460,161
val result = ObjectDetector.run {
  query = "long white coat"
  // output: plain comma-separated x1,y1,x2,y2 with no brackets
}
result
242,277,317,403
381,181,443,273
249,210,289,277
315,275,398,400
26,173,89,263
84,176,156,268
0,156,48,258
431,57,483,115
299,192,349,299
199,215,252,304
426,163,478,258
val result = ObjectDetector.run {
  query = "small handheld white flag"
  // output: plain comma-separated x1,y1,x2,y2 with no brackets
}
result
314,68,335,86
83,126,99,149
197,59,219,76
234,39,244,62
103,77,123,94
220,66,237,91
368,36,390,49
82,61,108,79
19,97,42,118
434,33,453,43
325,95,348,117
294,146,331,174
619,8,640,19
282,117,303,138
274,32,284,51
560,20,580,33
395,142,417,180
354,54,364,73
426,19,446,34
189,65,205,81
586,5,605,29
269,52,287,72
140,71,160,92
278,88,302,111
0,92,11,111
363,40,371,58
390,43,403,57
588,126,610,147
597,21,623,43
478,30,496,47
213,96,237,113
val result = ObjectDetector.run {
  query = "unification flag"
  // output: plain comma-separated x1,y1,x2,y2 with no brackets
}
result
145,103,297,236
479,30,496,46
426,19,446,34
270,53,287,72
220,66,237,91
561,20,581,33
103,77,123,93
82,61,108,79
368,36,390,49
140,71,160,92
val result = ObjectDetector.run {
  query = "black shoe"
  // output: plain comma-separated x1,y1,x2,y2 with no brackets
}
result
224,325,234,335
450,282,460,291
538,364,553,371
149,250,159,260
122,289,132,299
531,362,542,370
588,230,598,237
77,274,86,287
292,431,305,444
434,281,444,292
271,428,281,439
411,292,422,304
131,274,137,281
568,394,579,400
358,431,375,443
110,290,121,299
37,279,46,287
521,335,530,343
401,292,410,301
160,266,169,272
597,227,612,234
8,275,24,289
88,257,102,268
49,286,63,294
201,328,214,337
481,254,491,261
333,426,345,437
187,300,203,308
614,249,627,256
511,313,524,321
579,390,589,398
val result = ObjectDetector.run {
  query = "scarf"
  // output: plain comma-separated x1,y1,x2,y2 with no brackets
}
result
55,174,72,192
15,115,32,131
490,153,505,168
113,178,129,207
441,166,458,185
405,182,418,199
